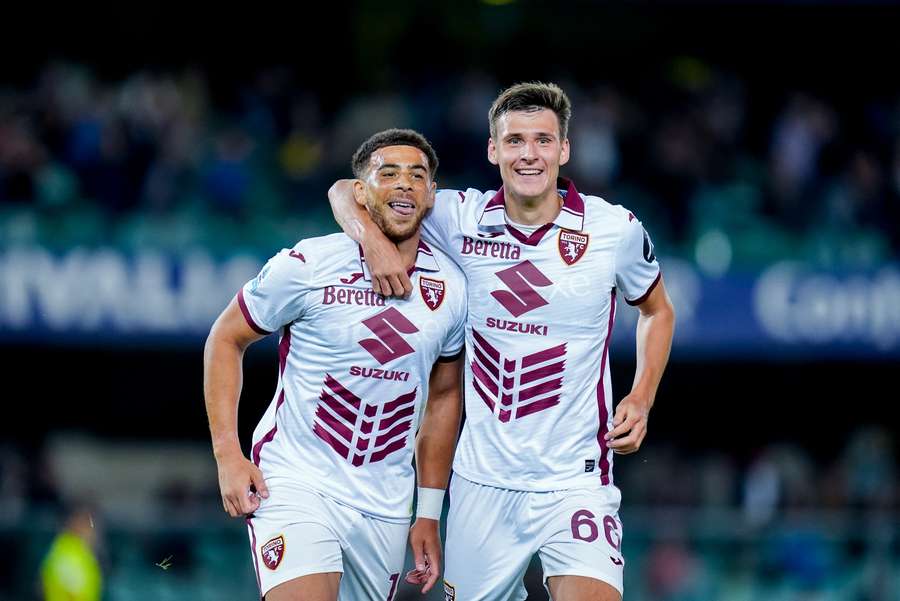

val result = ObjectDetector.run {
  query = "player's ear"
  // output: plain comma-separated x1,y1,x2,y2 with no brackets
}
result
352,178,367,207
559,138,570,166
487,137,499,165
426,181,436,209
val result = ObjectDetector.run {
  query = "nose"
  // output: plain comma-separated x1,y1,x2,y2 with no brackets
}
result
520,140,537,161
395,171,414,191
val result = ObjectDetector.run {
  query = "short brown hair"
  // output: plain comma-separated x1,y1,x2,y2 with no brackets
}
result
351,128,439,179
489,82,572,140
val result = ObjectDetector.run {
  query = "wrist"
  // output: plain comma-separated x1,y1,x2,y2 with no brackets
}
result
415,487,445,521
212,437,242,461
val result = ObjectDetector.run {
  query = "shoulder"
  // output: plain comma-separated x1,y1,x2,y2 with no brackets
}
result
580,194,638,236
435,187,493,214
428,243,466,284
283,233,358,266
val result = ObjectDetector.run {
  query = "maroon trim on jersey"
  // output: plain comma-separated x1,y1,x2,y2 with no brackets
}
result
246,517,262,598
357,240,440,280
238,290,272,336
596,290,617,485
625,271,662,306
478,177,585,233
436,347,464,363
505,222,555,246
251,325,292,467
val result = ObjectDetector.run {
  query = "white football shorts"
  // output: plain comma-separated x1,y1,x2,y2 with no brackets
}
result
246,477,408,600
443,474,624,600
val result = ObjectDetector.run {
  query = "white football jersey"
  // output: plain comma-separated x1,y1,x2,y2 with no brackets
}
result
420,179,660,491
238,233,466,521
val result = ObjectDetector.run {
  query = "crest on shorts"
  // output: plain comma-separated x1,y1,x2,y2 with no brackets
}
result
419,277,446,311
558,230,589,265
261,535,285,570
443,580,456,601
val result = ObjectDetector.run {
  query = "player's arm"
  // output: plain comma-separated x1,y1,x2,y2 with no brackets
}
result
606,278,675,454
328,179,411,298
406,355,464,593
203,296,270,517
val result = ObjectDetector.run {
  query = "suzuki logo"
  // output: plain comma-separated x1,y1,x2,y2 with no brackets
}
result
359,307,419,365
491,260,553,317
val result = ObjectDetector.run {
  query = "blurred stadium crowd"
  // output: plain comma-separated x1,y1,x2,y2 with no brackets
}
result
0,424,894,599
2,54,898,600
2,61,899,270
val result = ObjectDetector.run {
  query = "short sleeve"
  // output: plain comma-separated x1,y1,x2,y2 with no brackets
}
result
238,245,313,334
437,280,467,362
420,189,466,253
614,213,661,305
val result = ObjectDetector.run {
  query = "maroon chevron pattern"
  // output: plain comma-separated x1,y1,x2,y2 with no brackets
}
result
313,374,417,466
470,329,566,423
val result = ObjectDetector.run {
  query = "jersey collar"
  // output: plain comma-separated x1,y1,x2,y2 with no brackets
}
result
477,177,585,234
358,239,440,282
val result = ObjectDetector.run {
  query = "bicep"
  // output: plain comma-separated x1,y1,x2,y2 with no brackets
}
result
428,356,464,400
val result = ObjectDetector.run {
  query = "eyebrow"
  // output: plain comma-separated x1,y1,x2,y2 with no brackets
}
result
377,163,428,172
505,131,557,139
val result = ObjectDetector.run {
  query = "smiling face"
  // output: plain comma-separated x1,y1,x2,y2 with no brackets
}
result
488,108,570,205
354,144,436,243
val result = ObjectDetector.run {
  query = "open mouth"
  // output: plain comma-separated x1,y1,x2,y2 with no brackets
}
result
387,201,415,216
515,168,543,177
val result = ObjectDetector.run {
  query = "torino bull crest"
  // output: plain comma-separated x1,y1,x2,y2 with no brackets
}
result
558,230,589,265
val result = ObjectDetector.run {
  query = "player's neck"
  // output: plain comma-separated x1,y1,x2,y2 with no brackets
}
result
396,231,422,271
504,189,563,226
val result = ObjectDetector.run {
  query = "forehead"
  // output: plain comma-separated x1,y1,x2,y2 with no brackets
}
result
369,145,429,169
495,109,562,138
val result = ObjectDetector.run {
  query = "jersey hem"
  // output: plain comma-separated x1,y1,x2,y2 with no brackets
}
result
451,469,609,493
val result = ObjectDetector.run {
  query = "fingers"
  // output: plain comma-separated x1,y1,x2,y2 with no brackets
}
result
606,411,639,441
607,419,647,454
385,274,407,298
223,496,242,518
372,275,385,296
421,544,441,593
400,273,413,298
250,465,269,499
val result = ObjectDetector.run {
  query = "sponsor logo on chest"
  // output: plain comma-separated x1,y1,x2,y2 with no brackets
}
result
461,235,521,260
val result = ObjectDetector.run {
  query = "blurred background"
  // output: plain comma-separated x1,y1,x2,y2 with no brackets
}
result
1,1,898,599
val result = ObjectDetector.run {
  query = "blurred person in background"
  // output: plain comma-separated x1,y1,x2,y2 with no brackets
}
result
329,82,675,601
204,129,467,600
40,503,102,601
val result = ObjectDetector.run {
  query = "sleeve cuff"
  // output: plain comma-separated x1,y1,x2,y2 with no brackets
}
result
237,289,272,335
437,347,464,363
625,271,661,306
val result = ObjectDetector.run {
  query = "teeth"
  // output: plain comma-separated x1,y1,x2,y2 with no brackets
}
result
517,170,541,175
389,202,413,208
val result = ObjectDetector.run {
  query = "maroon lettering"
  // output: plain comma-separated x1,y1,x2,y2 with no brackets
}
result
459,236,521,260
603,515,621,551
571,509,599,543
322,286,385,307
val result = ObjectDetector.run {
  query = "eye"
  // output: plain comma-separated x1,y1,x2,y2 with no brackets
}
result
413,173,425,180
539,137,552,144
381,171,397,178
507,137,522,145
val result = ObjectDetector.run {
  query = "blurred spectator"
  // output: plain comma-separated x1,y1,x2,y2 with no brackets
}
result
40,504,103,601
